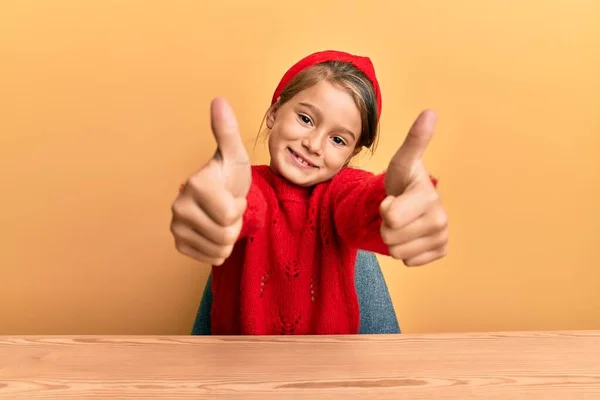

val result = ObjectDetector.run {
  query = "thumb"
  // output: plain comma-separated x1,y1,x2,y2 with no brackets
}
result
385,109,437,195
390,109,437,169
210,97,249,163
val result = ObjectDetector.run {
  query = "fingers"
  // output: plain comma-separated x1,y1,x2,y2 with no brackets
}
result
210,97,250,164
404,247,448,267
175,222,235,259
380,199,448,245
185,169,247,226
171,195,244,246
170,213,242,266
385,228,448,263
175,242,228,266
380,184,439,230
171,217,242,266
380,192,449,266
171,184,246,266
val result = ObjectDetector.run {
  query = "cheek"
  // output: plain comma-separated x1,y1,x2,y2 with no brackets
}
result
268,127,292,155
267,130,279,154
325,144,355,168
274,118,303,143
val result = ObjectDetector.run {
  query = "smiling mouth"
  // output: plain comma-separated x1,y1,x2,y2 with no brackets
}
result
287,147,318,168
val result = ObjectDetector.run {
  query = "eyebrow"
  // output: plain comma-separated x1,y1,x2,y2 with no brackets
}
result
298,102,357,141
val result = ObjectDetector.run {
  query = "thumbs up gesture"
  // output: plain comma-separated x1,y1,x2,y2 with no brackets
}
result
170,97,251,266
380,110,449,266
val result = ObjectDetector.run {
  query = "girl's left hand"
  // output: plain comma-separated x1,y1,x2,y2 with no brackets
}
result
380,109,449,266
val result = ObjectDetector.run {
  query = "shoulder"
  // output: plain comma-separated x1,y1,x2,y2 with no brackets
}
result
330,166,379,186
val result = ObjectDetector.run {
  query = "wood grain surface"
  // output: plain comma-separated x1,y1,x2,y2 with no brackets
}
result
1,331,599,399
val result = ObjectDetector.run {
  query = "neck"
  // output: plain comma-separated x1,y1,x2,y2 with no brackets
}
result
264,165,313,201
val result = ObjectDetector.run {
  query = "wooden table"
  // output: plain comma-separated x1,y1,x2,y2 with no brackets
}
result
1,331,599,399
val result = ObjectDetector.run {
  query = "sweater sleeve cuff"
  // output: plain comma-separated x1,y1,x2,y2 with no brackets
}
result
240,183,266,239
359,173,390,256
430,175,438,188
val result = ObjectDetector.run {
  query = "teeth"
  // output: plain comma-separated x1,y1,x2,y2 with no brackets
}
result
291,149,311,167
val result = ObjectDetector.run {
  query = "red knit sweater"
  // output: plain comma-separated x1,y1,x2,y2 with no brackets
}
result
210,165,390,335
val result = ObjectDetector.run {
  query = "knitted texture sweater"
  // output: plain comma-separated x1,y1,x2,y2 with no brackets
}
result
210,165,390,335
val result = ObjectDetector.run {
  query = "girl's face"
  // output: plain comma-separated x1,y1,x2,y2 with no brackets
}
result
267,80,362,187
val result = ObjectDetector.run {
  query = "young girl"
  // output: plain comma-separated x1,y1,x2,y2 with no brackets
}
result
170,50,448,335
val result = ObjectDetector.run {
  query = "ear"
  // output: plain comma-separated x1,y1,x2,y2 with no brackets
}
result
266,102,279,129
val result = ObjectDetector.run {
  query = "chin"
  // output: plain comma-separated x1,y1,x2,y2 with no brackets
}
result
272,159,320,187
283,168,317,187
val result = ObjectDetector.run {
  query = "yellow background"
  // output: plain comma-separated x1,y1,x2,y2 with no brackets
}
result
1,0,598,334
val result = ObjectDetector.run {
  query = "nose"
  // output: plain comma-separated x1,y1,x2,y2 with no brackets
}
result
301,130,324,156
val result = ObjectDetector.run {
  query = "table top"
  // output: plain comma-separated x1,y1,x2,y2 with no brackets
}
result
1,330,599,399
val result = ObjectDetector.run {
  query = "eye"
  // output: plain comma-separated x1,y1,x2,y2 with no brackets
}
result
298,113,313,126
331,136,347,146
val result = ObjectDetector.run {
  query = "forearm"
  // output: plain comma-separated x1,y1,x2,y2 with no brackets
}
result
332,169,390,255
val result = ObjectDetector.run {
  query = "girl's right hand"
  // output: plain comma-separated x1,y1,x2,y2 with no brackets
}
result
170,97,251,266
380,109,448,266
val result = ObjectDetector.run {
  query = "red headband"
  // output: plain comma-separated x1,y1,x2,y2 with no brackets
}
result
271,50,382,120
